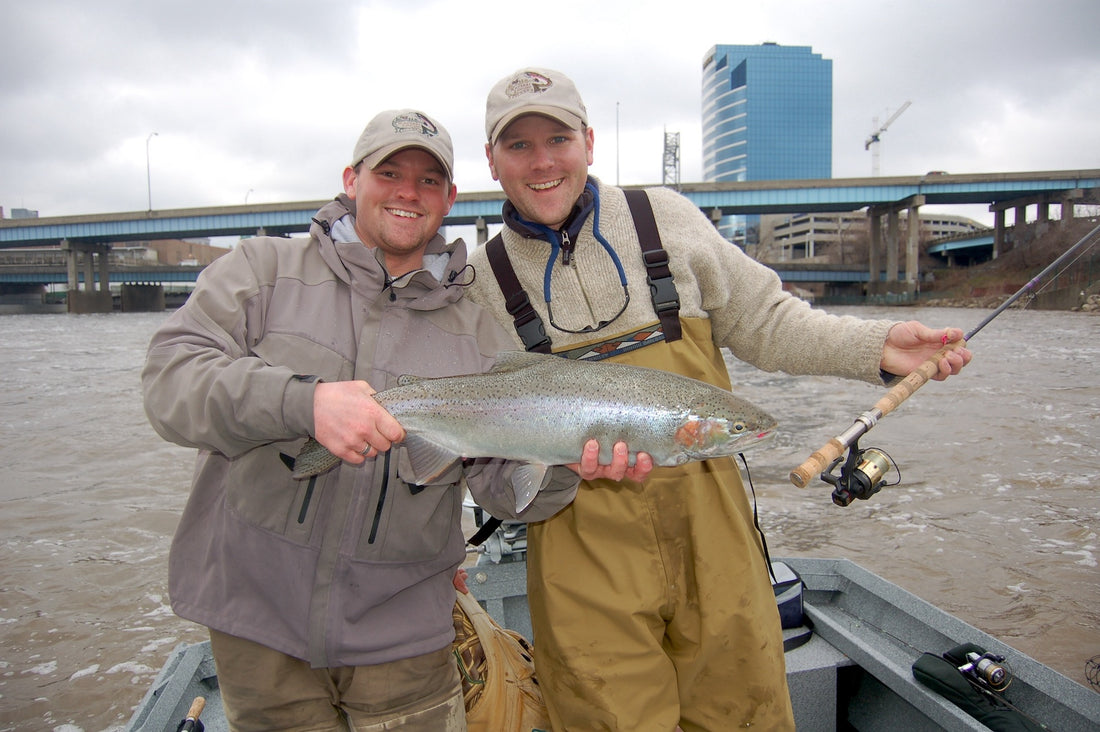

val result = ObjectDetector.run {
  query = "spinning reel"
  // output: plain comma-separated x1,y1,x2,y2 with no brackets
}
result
957,651,1012,692
819,435,898,507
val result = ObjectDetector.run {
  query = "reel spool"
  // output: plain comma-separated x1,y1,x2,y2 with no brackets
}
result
820,438,896,507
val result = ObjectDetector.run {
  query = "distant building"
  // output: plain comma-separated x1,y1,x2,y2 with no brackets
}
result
756,211,986,263
702,43,832,245
127,239,230,266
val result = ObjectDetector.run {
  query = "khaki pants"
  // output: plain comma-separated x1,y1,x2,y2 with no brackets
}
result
209,629,466,732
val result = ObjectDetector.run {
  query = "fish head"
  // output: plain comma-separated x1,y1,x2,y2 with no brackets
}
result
672,408,777,462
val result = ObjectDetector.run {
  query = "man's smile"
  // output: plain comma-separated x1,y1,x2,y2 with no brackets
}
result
528,179,563,191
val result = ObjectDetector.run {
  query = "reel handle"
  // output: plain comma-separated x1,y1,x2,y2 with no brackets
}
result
789,340,966,488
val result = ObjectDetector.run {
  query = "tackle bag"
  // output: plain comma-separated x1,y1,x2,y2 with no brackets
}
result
452,588,551,732
912,643,1044,732
772,561,814,652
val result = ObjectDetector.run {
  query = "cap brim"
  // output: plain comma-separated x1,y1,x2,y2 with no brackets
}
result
361,142,453,181
489,107,585,145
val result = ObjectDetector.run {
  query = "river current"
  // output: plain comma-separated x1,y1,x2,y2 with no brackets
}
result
1,306,1097,730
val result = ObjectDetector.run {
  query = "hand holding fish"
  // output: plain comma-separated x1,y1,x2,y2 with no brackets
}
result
312,380,406,464
880,321,971,381
569,439,654,482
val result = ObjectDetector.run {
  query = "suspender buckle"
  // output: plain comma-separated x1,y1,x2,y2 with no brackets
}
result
643,250,680,314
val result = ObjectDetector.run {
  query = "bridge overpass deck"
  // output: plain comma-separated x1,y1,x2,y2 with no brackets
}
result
3,169,1098,248
0,261,879,286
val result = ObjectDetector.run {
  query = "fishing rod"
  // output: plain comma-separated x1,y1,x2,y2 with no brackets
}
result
789,221,1100,503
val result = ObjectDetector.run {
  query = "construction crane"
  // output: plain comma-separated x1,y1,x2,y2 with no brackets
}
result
864,101,911,176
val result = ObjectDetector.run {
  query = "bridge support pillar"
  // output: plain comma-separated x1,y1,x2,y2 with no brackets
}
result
1061,189,1082,226
992,209,1005,259
475,217,488,246
867,208,882,290
905,195,924,290
121,283,165,311
61,239,113,313
885,210,900,284
1015,204,1028,227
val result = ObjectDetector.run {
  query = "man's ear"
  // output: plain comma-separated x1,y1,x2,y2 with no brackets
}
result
485,143,499,181
342,166,358,198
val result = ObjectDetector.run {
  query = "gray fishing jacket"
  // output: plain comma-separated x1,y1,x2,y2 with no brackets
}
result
142,195,578,668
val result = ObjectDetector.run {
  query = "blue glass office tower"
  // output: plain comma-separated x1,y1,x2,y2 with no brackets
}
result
703,43,832,244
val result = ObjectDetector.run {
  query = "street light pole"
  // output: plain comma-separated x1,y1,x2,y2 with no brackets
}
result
146,132,158,211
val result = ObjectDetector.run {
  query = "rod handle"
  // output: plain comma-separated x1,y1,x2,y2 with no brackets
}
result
869,340,965,419
186,697,205,721
788,340,966,488
790,437,847,488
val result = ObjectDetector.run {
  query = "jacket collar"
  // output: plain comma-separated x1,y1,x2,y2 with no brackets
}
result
309,194,470,310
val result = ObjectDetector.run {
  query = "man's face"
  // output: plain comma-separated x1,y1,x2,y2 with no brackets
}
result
342,148,457,276
486,114,594,231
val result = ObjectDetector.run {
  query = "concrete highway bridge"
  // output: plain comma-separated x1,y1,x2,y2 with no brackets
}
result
2,169,1097,312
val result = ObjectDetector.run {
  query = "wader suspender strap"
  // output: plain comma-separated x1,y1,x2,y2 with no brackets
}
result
485,235,553,353
471,192,682,548
483,189,682,355
622,189,682,343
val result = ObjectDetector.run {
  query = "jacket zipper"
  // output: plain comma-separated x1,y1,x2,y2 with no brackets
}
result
296,476,317,524
367,451,391,544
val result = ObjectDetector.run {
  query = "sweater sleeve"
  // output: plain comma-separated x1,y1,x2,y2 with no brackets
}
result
648,187,896,385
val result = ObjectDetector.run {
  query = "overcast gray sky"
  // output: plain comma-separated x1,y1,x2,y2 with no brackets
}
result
3,0,1098,227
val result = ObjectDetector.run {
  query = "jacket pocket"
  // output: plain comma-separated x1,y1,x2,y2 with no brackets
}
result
224,443,325,544
354,454,463,562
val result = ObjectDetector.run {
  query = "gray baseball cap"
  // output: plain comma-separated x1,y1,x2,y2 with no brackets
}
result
351,109,454,181
485,67,588,145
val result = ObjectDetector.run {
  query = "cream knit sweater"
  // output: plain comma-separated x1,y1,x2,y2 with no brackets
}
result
465,178,895,386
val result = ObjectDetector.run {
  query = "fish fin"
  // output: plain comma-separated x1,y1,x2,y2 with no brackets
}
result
292,438,341,479
489,350,552,374
402,435,463,483
387,351,547,388
513,463,549,513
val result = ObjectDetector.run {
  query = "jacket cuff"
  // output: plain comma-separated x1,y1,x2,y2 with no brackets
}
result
517,466,580,520
283,374,320,436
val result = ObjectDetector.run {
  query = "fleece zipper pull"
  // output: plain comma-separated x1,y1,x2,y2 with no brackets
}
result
560,229,574,266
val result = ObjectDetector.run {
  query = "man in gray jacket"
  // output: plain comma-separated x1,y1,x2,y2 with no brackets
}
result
142,109,598,731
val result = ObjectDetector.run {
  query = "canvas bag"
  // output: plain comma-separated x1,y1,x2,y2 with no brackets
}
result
452,589,552,732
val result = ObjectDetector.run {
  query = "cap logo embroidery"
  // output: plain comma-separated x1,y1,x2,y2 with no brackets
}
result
505,71,552,98
391,112,438,138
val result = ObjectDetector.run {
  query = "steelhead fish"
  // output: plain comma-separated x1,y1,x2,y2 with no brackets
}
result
292,351,776,511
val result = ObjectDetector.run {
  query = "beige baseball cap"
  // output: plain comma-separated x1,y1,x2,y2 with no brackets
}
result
485,67,588,145
351,109,454,181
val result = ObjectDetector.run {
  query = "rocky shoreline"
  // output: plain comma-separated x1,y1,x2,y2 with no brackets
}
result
918,292,1100,312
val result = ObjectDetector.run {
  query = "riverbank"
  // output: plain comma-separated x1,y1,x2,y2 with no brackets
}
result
920,291,1100,311
916,218,1099,311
